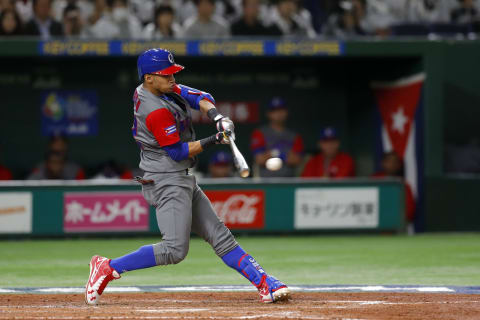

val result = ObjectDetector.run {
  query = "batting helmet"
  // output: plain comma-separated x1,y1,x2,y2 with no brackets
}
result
137,48,184,81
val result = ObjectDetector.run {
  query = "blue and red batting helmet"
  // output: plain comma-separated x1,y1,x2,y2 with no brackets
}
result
137,48,184,81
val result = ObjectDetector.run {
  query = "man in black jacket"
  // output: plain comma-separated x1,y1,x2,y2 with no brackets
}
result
24,0,63,39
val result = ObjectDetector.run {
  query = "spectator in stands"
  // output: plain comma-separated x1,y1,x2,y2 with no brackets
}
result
0,7,23,35
323,0,368,37
130,0,155,26
88,0,107,25
88,0,142,39
301,126,354,178
372,151,415,225
62,4,84,37
52,0,93,22
407,0,451,23
265,0,316,38
91,159,133,180
207,151,234,178
231,0,281,36
24,0,64,39
0,0,14,12
142,4,181,39
451,0,480,24
182,0,230,38
14,0,33,24
29,135,85,180
28,151,73,180
250,97,304,177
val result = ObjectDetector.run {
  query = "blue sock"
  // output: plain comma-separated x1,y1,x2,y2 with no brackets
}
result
221,246,266,286
109,245,156,274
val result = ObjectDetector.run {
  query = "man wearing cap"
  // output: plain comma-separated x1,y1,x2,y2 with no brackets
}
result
208,151,234,178
250,97,304,177
301,126,354,178
84,48,290,306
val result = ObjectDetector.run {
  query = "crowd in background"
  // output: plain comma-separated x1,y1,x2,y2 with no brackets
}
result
1,0,480,38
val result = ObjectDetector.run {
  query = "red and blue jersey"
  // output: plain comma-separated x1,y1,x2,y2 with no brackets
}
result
131,83,214,172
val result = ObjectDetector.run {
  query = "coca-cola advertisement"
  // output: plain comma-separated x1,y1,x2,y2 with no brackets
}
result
204,190,265,230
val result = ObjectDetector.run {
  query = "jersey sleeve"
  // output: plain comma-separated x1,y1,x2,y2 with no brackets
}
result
173,84,215,110
291,134,304,154
145,108,180,147
250,129,267,154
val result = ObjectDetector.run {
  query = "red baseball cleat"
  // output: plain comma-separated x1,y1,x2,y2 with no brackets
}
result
85,255,120,305
256,275,290,303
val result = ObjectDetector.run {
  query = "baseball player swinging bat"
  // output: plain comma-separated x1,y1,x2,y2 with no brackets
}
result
84,48,290,306
225,130,250,178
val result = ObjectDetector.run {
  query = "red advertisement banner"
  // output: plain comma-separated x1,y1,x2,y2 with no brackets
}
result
204,190,265,229
64,192,149,232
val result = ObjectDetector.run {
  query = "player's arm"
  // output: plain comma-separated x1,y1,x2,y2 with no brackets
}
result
286,134,304,167
174,84,234,135
146,108,227,162
173,84,215,111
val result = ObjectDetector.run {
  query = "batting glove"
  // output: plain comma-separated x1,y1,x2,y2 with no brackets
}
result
216,117,235,134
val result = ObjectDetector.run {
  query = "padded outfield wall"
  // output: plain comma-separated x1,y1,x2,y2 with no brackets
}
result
0,39,479,232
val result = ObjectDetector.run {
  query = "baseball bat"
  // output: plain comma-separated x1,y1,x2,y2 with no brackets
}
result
225,131,250,178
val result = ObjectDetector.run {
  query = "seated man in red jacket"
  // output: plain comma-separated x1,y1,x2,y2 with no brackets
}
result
301,126,354,178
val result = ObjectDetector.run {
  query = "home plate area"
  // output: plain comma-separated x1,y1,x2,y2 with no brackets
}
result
0,286,479,320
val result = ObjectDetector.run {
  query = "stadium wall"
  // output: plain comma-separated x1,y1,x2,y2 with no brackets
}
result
1,39,479,232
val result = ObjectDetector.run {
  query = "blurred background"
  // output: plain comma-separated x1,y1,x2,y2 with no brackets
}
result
1,0,480,239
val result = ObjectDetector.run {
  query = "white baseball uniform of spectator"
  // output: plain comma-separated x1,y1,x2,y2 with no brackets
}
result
142,4,183,39
450,0,480,24
406,0,452,23
264,0,316,38
88,0,142,39
156,0,227,25
362,0,400,32
52,0,94,22
130,0,155,25
182,0,230,38
15,0,33,23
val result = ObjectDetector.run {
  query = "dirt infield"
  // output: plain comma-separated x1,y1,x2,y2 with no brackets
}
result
0,292,479,319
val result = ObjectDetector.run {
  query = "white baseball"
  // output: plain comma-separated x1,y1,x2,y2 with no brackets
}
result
265,157,283,171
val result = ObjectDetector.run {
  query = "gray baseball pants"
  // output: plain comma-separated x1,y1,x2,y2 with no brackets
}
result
141,170,238,265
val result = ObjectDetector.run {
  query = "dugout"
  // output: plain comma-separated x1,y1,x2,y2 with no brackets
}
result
1,39,479,232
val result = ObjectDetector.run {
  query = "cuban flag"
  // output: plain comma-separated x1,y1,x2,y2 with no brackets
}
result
372,73,425,230
164,125,177,136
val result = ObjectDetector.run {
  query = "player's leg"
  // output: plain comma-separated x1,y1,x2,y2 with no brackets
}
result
85,175,194,305
191,184,290,303
111,178,194,271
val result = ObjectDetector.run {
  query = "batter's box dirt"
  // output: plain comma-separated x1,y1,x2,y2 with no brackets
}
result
0,292,479,319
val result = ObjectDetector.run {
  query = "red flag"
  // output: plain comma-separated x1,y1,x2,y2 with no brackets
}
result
374,81,423,158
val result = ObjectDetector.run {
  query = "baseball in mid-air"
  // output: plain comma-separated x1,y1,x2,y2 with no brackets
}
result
265,157,283,171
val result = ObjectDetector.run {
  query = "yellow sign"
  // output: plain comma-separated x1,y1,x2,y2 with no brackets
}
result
121,42,187,55
42,41,109,55
276,41,341,56
199,41,264,56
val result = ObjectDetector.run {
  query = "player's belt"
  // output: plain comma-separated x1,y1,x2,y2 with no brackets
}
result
134,176,154,185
